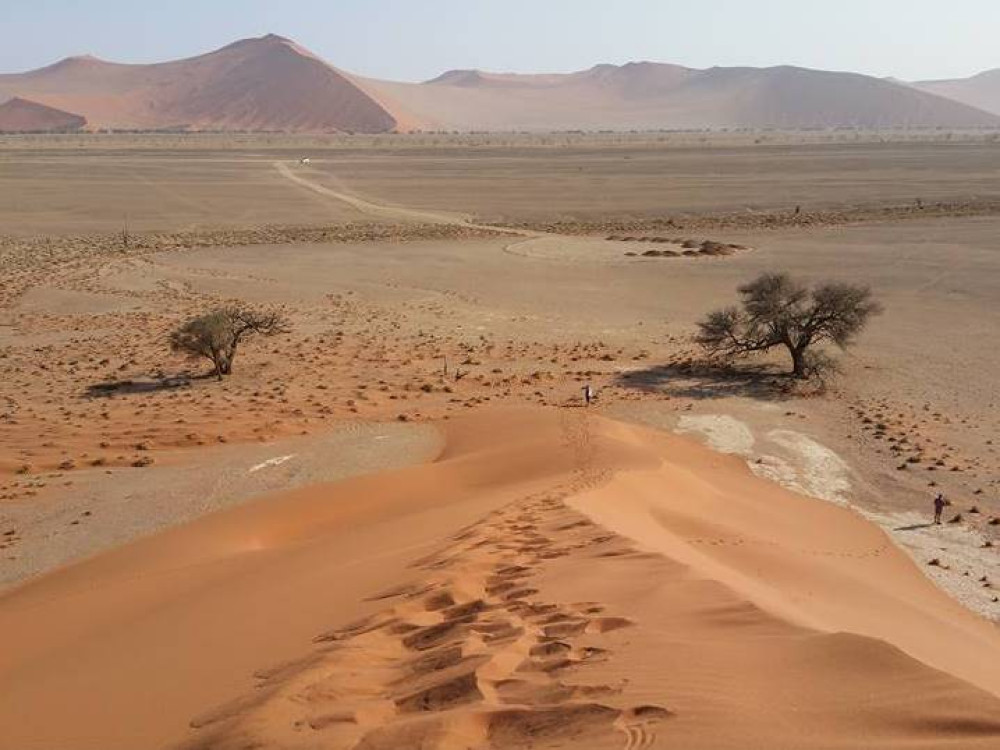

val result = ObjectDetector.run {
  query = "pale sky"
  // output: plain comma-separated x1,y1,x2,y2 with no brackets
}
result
2,0,998,82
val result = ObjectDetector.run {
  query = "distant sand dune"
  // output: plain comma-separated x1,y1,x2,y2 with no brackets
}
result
2,34,997,133
0,35,403,133
365,62,1000,132
914,69,1000,117
0,96,85,132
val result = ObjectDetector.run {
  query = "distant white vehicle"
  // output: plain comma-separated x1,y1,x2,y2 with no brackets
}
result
299,157,311,165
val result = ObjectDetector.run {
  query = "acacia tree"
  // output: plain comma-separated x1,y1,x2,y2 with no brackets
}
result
696,272,881,379
170,306,288,380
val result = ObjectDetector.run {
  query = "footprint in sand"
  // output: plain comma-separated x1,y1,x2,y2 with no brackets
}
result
617,705,676,749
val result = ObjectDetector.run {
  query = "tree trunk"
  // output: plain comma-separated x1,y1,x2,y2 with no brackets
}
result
209,349,223,381
208,345,236,380
211,349,232,379
221,345,236,375
789,346,808,379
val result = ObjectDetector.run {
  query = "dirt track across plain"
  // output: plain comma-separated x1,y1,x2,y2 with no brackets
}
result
4,136,1000,234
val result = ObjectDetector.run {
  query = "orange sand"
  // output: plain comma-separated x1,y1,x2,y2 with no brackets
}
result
1,408,998,749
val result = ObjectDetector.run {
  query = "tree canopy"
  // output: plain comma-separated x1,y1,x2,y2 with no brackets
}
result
696,272,882,378
170,306,288,379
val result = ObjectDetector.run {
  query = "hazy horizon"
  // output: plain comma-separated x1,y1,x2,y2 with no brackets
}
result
3,0,999,82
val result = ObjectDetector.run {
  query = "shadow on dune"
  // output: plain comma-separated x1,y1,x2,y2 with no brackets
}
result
615,361,798,402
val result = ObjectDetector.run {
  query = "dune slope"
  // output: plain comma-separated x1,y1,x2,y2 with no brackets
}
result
914,69,1000,117
0,408,998,750
0,35,402,133
0,96,85,132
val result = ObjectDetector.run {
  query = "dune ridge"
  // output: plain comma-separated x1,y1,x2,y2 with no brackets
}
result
371,61,1000,131
1,407,998,749
2,35,998,132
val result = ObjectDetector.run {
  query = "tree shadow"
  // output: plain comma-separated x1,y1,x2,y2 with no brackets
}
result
616,360,806,402
84,373,207,398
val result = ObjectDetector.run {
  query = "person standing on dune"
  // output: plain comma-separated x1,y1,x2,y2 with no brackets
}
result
933,493,949,524
583,384,593,406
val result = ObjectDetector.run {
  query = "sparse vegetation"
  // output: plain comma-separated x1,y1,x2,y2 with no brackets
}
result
170,306,288,380
696,272,882,379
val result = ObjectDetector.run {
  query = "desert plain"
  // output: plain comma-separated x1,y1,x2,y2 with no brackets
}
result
1,132,999,749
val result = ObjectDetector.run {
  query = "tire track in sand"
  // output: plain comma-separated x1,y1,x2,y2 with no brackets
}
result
275,161,538,235
274,161,569,261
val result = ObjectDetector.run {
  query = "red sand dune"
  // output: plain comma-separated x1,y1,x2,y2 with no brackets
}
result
1,408,998,750
0,35,407,133
1,35,997,133
0,96,85,132
366,61,1000,131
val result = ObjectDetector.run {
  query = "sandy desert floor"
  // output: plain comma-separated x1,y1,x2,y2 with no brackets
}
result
0,134,998,749
4,132,1000,233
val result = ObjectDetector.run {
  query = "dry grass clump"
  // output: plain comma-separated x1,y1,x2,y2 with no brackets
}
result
510,197,1000,237
617,237,745,260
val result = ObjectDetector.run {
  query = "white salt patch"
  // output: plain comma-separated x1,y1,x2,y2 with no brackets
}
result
766,430,852,505
748,454,803,493
248,455,295,474
676,414,756,456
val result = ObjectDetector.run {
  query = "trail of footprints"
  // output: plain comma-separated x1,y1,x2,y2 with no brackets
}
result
188,484,672,749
